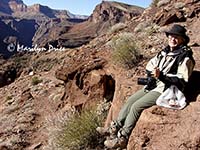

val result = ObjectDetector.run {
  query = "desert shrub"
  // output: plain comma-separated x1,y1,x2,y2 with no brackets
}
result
55,108,104,150
157,0,170,7
108,23,127,34
45,103,109,150
145,24,160,36
134,22,159,36
32,58,58,72
109,32,141,68
134,22,150,33
31,76,42,85
174,2,185,9
14,56,26,64
151,0,160,7
6,95,12,101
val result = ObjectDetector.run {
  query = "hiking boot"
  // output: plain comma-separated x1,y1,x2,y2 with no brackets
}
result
96,127,110,136
104,136,128,149
96,126,118,136
96,121,120,136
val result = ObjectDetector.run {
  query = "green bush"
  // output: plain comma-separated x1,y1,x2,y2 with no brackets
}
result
109,32,141,68
31,76,42,85
56,109,104,149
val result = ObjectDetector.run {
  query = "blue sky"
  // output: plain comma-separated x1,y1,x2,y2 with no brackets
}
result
23,0,152,15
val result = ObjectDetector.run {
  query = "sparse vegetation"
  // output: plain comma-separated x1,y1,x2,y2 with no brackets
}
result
157,0,170,7
108,32,141,68
13,55,29,65
46,107,105,150
174,2,185,9
145,24,160,36
58,109,103,149
6,95,12,101
134,22,150,33
134,22,159,36
108,23,127,34
151,0,160,7
32,57,59,72
132,22,161,51
31,76,42,85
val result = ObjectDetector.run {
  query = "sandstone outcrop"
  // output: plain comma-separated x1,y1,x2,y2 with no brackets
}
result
33,1,144,48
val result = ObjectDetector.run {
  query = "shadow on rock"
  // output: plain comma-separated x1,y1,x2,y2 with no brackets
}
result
0,67,17,88
184,70,200,103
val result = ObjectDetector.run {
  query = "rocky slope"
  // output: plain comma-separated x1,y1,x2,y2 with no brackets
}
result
0,0,80,19
0,0,87,58
0,0,200,150
0,0,24,15
33,1,144,48
0,0,143,58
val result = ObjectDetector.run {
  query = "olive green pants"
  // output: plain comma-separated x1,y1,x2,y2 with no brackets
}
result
116,89,161,137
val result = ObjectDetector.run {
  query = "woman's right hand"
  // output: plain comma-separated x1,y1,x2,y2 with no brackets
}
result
152,67,160,78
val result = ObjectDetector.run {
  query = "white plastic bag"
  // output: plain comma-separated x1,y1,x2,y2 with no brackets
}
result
156,85,187,109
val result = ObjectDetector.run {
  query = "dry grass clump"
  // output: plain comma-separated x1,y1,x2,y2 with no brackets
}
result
6,95,13,101
31,76,42,85
151,0,170,7
157,0,170,7
108,32,141,68
108,23,127,34
151,0,161,7
134,22,159,35
145,24,160,36
45,107,105,150
174,2,185,9
134,22,150,33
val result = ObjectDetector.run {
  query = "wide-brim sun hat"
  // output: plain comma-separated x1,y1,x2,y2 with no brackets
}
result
165,24,190,44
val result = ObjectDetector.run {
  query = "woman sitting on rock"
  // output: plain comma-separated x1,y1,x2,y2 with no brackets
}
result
97,24,195,149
